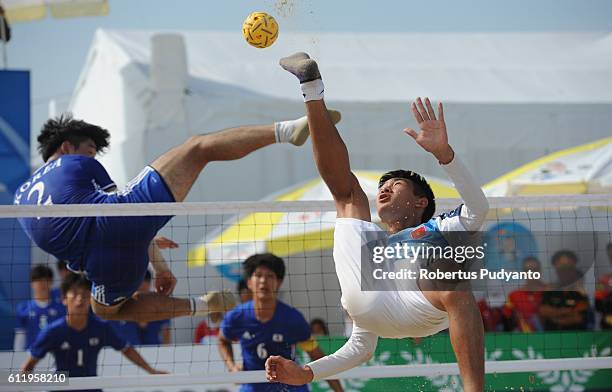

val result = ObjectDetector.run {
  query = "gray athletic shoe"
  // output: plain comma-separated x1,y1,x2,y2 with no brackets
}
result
279,52,321,83
290,109,342,146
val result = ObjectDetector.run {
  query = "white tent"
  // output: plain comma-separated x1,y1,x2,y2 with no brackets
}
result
67,29,612,202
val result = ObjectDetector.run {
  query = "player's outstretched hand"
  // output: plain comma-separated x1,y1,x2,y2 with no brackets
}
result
154,236,179,249
265,356,313,385
155,270,177,295
404,97,454,164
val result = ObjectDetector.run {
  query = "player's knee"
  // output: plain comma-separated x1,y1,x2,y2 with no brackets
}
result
184,135,211,164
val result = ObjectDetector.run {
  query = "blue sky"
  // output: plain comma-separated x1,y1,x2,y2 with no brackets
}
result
5,0,612,134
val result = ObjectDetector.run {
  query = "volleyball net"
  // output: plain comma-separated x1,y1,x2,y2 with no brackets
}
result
0,194,611,391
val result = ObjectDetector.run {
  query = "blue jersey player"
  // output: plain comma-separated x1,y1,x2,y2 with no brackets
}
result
21,274,165,391
14,265,66,350
218,254,343,392
14,112,339,322
265,54,489,391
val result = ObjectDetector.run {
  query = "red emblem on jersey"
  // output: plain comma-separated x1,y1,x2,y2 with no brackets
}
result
411,226,427,239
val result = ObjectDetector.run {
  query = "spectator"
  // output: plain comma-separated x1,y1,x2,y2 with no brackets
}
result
50,260,72,304
194,312,223,343
218,253,343,392
310,318,329,336
0,4,11,43
238,279,253,303
477,299,505,332
502,257,547,332
594,242,612,329
110,270,171,345
14,265,66,350
21,274,165,384
539,250,590,331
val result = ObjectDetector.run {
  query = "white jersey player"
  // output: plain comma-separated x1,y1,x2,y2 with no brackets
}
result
265,52,489,392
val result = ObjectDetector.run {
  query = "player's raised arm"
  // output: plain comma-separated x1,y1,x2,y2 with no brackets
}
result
280,52,370,221
405,97,488,230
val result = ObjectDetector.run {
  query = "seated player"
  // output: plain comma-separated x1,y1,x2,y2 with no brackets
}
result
194,279,252,343
310,318,329,337
14,111,339,322
540,250,590,331
110,270,171,345
218,253,343,392
14,265,66,350
194,312,222,344
265,53,489,391
21,274,165,388
502,257,547,332
594,242,612,330
50,260,72,304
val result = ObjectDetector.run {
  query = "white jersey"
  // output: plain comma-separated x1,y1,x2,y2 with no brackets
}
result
308,155,489,380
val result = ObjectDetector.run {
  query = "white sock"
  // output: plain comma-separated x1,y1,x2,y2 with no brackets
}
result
274,118,302,143
191,297,208,316
300,79,324,102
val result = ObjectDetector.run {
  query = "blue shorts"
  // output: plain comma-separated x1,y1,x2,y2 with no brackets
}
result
85,167,175,306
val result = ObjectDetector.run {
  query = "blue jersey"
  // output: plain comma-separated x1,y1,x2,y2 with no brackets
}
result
221,301,310,392
30,314,127,392
110,319,169,346
15,299,66,350
14,156,175,306
14,155,116,262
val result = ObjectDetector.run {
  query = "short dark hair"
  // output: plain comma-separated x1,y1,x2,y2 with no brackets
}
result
237,279,248,292
37,114,110,162
552,250,578,266
60,274,92,297
378,169,436,223
30,265,53,281
243,253,285,281
56,260,67,271
310,318,329,335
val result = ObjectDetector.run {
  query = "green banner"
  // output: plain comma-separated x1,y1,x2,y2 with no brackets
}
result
299,332,611,391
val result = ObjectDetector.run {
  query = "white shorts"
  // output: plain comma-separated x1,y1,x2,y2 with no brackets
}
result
333,218,449,338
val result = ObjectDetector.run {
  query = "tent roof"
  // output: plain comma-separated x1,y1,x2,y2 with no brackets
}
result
74,29,612,104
